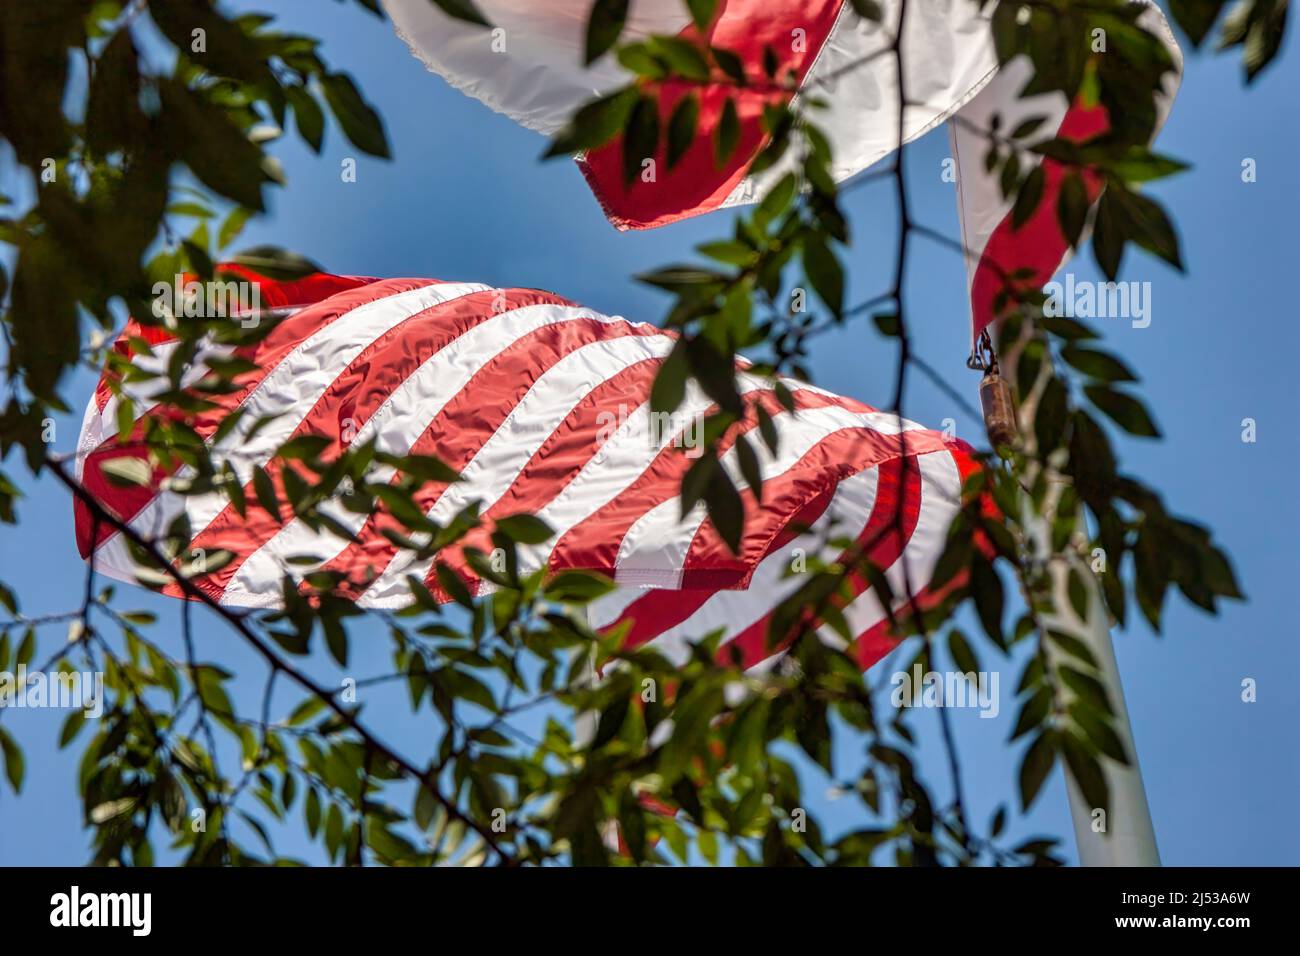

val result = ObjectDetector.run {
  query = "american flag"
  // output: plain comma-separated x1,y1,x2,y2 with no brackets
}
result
385,0,1181,343
75,270,978,674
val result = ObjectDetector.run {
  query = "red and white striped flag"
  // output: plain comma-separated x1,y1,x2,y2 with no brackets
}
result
384,0,1181,342
75,270,980,673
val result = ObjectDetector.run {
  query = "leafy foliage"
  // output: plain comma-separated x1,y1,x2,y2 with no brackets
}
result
0,0,1277,866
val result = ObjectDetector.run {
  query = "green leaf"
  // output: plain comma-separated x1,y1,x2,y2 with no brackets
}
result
426,0,488,25
85,26,143,156
252,465,281,521
1091,190,1125,279
697,239,756,267
592,693,630,749
1059,665,1113,716
545,88,639,158
322,615,349,667
1069,703,1129,765
1018,731,1056,811
1168,0,1225,45
278,434,333,461
1067,568,1090,621
228,245,323,281
493,513,554,545
991,805,1007,837
733,433,763,503
288,696,327,726
1047,629,1099,668
435,562,475,608
947,629,979,674
1040,315,1097,341
1110,148,1189,184
0,726,25,792
1062,733,1110,813
14,628,34,669
687,0,718,30
1084,385,1160,437
414,785,439,832
848,0,885,22
650,340,688,414
381,452,460,484
160,81,268,212
1012,686,1053,741
617,42,666,79
320,72,390,158
703,470,744,554
666,93,699,169
1061,346,1136,383
636,264,727,293
969,555,1005,646
714,97,740,167
711,46,746,85
651,37,712,81
1010,115,1048,140
286,85,325,153
1011,165,1046,229
802,235,844,319
1094,185,1184,277
757,172,797,221
623,95,660,187
100,457,153,487
1057,173,1090,249
59,710,87,749
306,787,322,837
1116,187,1184,271
585,0,629,65
543,570,616,604
1034,374,1069,455
217,207,253,250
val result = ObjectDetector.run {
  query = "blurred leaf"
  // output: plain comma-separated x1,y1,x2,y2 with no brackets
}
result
585,0,629,65
1018,731,1056,811
1085,386,1161,437
320,72,390,157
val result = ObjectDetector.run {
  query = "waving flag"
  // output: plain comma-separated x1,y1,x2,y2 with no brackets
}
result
385,0,1181,340
386,0,1000,231
949,4,1182,341
75,270,979,673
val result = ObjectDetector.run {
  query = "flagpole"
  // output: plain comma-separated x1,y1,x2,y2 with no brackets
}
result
1063,620,1161,866
1029,506,1161,866
989,331,1161,867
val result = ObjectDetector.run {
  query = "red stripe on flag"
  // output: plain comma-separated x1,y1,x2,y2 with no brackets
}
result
172,288,574,602
439,357,664,594
549,387,866,580
316,317,669,601
91,270,375,414
969,100,1110,340
578,0,846,230
714,454,920,669
608,485,837,653
680,428,954,590
77,277,436,556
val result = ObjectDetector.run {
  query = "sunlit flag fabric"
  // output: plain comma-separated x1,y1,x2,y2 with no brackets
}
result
383,0,1181,341
75,271,980,674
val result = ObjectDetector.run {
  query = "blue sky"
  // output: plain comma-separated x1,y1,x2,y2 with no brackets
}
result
1,1,1297,865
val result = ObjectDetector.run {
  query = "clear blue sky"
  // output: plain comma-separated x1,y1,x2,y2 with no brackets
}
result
1,1,1296,865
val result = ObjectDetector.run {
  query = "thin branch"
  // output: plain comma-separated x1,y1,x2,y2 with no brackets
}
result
45,454,515,866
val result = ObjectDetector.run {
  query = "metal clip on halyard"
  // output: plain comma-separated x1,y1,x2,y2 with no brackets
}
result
969,328,1017,449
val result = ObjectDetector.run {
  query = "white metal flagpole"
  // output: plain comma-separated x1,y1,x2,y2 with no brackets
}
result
1033,509,1161,866
1008,361,1164,863
987,331,1161,867
1060,574,1161,866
